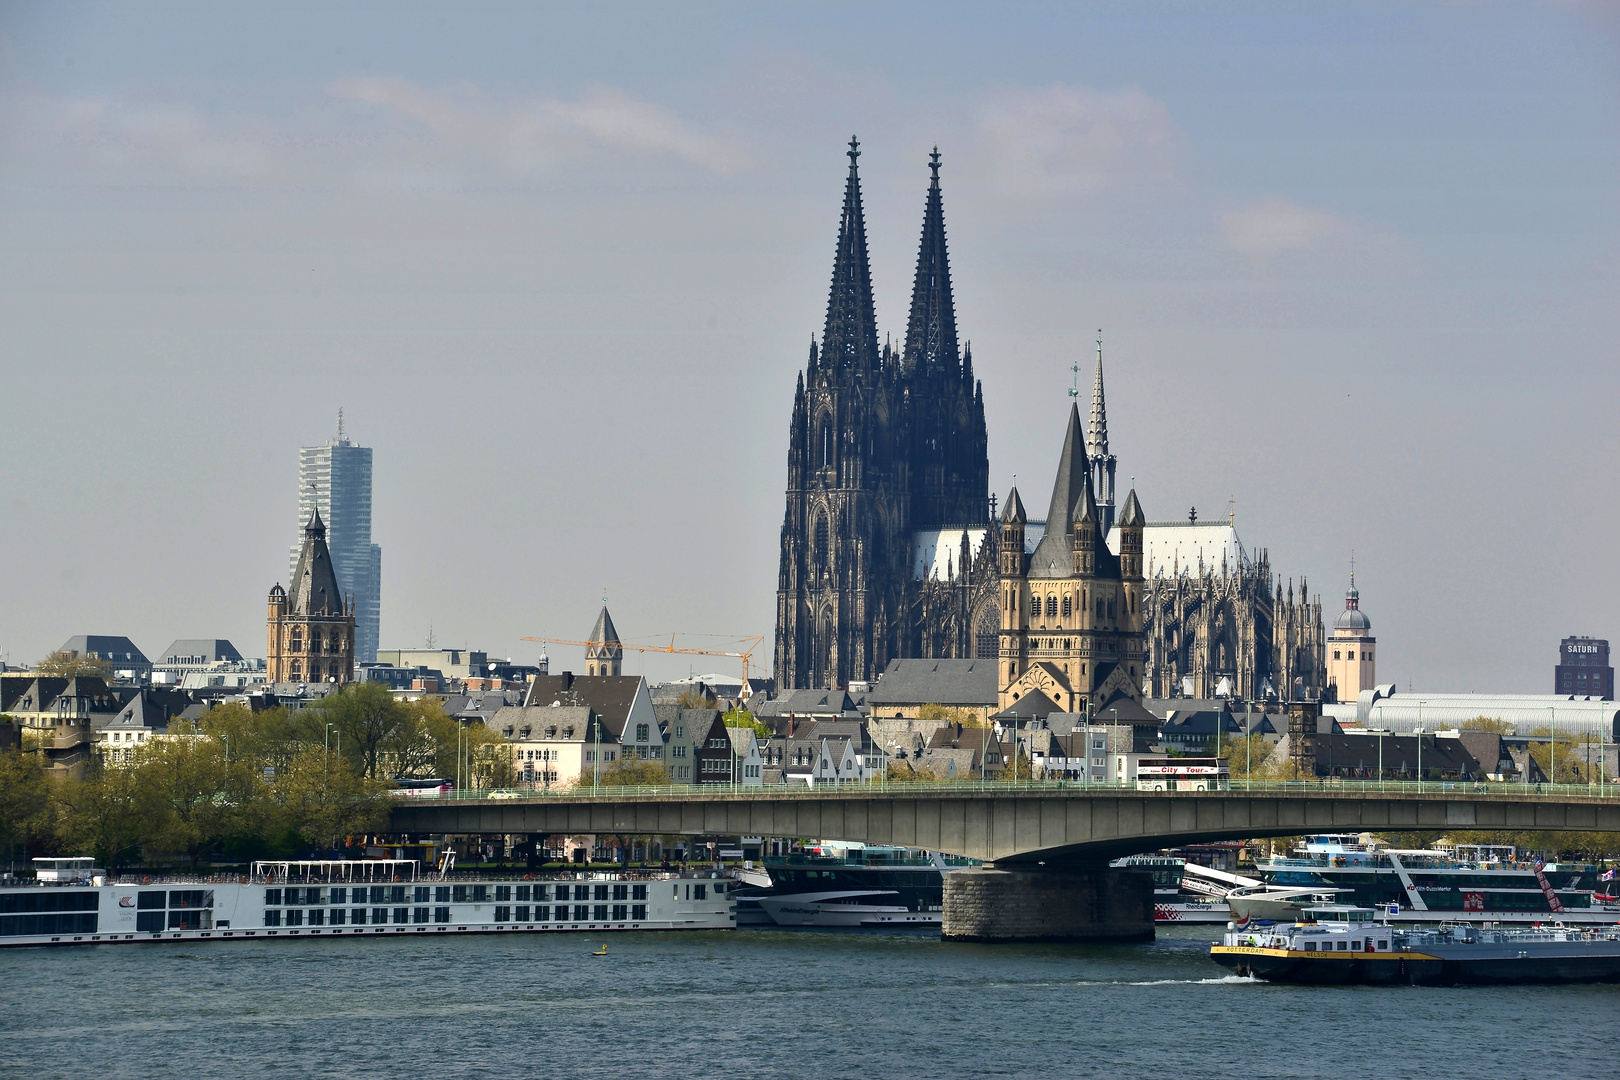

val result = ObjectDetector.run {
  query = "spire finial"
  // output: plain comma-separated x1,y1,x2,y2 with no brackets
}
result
928,146,941,185
1069,353,1080,399
848,135,860,165
1350,549,1356,587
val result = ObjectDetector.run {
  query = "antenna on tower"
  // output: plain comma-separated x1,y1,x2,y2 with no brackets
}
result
337,407,345,441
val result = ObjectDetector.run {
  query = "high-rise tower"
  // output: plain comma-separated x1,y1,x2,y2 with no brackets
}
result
290,412,382,664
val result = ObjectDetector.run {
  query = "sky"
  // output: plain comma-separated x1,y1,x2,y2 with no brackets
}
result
1,2,1616,692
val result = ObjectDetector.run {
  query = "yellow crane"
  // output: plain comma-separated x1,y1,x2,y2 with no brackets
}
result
519,633,765,695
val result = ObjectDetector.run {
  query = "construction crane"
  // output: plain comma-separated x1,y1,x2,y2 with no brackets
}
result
520,633,765,695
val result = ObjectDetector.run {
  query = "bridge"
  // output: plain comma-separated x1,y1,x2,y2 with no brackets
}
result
390,782,1620,865
390,783,1619,943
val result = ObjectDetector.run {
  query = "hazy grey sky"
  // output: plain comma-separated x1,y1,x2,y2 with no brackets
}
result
2,2,1616,691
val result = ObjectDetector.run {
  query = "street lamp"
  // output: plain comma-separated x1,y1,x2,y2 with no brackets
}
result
1417,700,1427,788
1548,705,1556,787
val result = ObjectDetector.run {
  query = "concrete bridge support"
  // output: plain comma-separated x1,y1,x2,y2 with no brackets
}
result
942,865,1154,943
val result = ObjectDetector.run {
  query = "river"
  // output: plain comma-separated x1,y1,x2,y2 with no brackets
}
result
4,926,1617,1079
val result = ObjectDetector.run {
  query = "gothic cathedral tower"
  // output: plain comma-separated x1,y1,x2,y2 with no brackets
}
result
774,140,989,690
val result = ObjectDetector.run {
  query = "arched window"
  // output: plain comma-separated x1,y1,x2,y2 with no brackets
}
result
1045,596,1058,618
1062,595,1072,618
819,418,834,467
814,513,830,570
291,630,303,653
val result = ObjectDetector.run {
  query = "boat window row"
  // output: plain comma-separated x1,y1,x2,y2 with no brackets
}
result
0,892,100,914
261,903,653,927
264,883,652,907
1,912,98,937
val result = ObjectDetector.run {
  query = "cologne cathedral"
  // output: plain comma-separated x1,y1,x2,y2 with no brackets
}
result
773,140,1325,700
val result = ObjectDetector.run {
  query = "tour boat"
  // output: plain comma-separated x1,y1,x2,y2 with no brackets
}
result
0,857,735,948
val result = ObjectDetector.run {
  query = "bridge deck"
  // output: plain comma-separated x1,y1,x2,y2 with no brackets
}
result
390,783,1620,864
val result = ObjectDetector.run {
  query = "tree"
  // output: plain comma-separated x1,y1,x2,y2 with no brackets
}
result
307,683,408,780
596,758,672,786
138,735,250,870
0,747,50,869
35,651,112,679
1460,716,1515,735
918,703,984,728
723,707,770,739
674,688,718,709
1219,733,1277,780
255,746,389,853
52,762,144,873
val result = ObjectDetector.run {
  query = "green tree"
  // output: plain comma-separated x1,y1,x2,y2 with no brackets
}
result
0,747,50,869
35,651,114,679
1460,716,1515,735
308,683,408,779
597,758,672,786
138,736,249,870
918,703,985,728
674,688,718,709
255,746,389,852
52,762,144,873
1219,733,1277,780
723,707,770,739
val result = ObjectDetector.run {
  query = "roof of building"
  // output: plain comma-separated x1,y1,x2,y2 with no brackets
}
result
287,508,346,616
522,673,643,737
1107,521,1252,577
155,640,244,666
753,688,861,718
488,705,603,742
867,658,998,706
588,605,621,648
1001,485,1026,524
1119,489,1144,527
1334,583,1372,632
57,636,149,665
993,689,1064,721
726,727,759,755
910,527,990,582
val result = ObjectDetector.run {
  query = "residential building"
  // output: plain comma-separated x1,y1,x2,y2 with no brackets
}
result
55,635,150,682
487,705,610,789
656,705,719,783
1556,636,1613,699
693,711,737,785
525,670,660,758
268,508,356,685
291,414,382,663
726,727,765,787
1327,575,1376,702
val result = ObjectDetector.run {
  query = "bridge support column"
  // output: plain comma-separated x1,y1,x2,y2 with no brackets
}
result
942,866,1154,944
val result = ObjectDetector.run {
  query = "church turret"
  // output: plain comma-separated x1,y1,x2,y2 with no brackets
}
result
1072,478,1098,577
999,485,1026,578
269,506,355,685
585,604,623,678
901,147,959,372
1118,488,1145,582
1087,332,1118,534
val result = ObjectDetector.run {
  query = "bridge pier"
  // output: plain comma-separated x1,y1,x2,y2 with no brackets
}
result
942,865,1154,944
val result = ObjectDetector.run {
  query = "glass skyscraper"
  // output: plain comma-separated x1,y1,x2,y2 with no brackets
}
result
290,414,382,664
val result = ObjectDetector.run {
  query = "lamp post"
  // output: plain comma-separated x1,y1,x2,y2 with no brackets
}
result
1417,700,1426,788
1084,700,1092,787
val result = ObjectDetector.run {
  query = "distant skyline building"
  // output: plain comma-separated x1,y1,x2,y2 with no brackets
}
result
1556,636,1612,700
290,412,381,664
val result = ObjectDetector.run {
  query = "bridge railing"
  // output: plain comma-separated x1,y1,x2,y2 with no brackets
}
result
395,777,1619,803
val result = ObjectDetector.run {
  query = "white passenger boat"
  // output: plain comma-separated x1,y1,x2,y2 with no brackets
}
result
0,857,735,948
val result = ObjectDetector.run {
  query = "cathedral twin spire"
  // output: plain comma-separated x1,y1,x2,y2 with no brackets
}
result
821,137,881,370
819,137,966,377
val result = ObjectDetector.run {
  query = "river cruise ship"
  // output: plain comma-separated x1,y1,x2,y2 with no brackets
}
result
1212,904,1620,985
735,844,948,928
1253,835,1614,924
0,857,736,948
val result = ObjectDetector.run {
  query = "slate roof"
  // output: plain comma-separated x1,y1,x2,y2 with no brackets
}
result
155,640,244,666
589,605,621,646
522,673,643,737
992,689,1064,720
96,691,176,734
488,705,604,743
1025,404,1119,580
287,508,345,616
867,658,998,707
58,636,149,665
753,689,861,718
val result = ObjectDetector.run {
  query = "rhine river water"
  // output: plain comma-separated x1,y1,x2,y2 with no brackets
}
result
5,926,1618,1079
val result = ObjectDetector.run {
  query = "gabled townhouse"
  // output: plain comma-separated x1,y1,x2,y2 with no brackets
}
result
526,672,662,762
655,704,721,783
725,726,765,787
488,705,615,788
